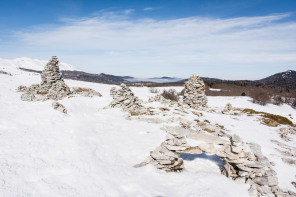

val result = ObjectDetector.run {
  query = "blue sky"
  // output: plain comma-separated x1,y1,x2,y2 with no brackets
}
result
0,0,296,79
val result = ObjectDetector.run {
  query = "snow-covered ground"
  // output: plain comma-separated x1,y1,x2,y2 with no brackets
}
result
0,62,296,196
0,57,79,72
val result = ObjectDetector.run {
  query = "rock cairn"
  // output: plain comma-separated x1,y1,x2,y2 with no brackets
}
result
182,74,207,108
135,127,188,172
109,84,146,114
215,135,284,197
39,56,71,100
52,101,67,114
163,126,189,152
20,56,71,101
149,143,184,172
223,103,235,115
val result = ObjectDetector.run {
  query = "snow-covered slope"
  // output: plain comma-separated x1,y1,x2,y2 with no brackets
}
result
0,57,80,72
0,65,296,196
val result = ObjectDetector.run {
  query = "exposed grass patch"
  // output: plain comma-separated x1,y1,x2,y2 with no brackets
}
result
73,88,90,92
159,107,170,111
242,108,294,127
204,128,214,133
37,91,48,95
130,111,138,116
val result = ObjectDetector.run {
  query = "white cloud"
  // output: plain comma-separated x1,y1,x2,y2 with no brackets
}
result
11,13,296,79
143,7,154,11
124,9,134,15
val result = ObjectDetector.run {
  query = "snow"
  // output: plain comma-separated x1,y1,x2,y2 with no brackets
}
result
0,57,80,72
209,88,221,91
0,61,296,196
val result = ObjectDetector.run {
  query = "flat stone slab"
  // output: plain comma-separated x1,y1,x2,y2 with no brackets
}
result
185,132,230,145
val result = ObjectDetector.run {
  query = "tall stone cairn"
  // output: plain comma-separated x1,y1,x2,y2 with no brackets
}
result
183,74,207,108
40,56,71,100
20,56,71,101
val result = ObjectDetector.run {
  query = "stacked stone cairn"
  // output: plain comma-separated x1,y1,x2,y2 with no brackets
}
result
163,126,190,152
39,56,71,100
215,135,285,197
19,56,71,101
109,83,146,114
136,127,188,172
182,74,207,108
223,103,235,115
148,143,184,172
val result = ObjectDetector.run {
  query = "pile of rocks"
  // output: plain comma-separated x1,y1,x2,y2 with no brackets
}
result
198,120,228,137
149,143,184,172
215,135,285,197
223,103,235,115
163,126,189,152
278,127,296,141
148,94,177,105
135,126,188,172
72,87,102,97
19,56,71,101
182,74,207,109
109,84,146,114
52,101,67,114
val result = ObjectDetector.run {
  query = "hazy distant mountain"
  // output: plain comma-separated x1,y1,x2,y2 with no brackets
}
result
178,77,222,83
4,57,294,89
0,57,79,71
121,76,184,83
19,68,128,84
147,76,183,83
255,70,296,89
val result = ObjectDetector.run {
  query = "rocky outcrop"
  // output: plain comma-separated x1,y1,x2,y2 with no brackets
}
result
278,127,296,141
182,74,207,108
17,85,27,92
148,94,177,105
52,101,67,114
198,120,228,137
0,70,12,76
109,84,146,114
72,87,102,97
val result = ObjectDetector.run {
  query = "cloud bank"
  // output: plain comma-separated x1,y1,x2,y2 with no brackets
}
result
11,13,296,79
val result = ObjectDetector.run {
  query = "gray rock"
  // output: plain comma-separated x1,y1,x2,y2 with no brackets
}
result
20,56,72,101
72,87,102,97
109,84,146,114
248,185,259,197
52,101,67,114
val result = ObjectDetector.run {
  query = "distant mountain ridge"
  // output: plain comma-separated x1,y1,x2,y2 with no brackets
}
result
255,70,296,89
19,68,128,84
1,57,295,88
0,57,79,71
